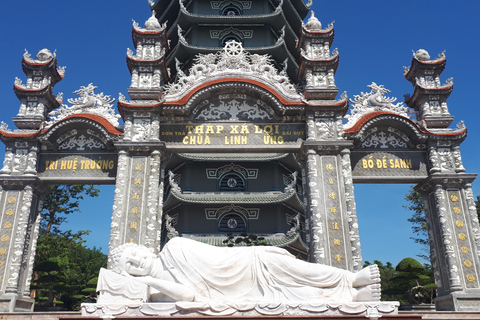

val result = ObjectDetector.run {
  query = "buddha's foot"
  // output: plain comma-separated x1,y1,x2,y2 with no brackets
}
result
353,283,381,302
353,264,380,287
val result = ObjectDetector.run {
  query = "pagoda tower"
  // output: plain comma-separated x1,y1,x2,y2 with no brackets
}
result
150,0,310,82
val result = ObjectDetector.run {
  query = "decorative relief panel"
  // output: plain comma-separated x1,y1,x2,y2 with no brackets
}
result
206,163,258,179
126,157,148,244
196,99,272,121
320,156,347,269
360,127,411,149
210,1,252,9
205,205,259,220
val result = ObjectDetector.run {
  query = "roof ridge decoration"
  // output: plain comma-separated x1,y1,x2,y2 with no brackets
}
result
132,11,167,33
163,40,301,101
344,82,413,130
23,49,66,75
403,49,446,74
46,83,121,129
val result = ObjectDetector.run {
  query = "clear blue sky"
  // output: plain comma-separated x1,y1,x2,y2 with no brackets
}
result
1,1,479,266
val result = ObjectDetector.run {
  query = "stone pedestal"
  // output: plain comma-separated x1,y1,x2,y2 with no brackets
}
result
435,291,480,311
0,294,34,312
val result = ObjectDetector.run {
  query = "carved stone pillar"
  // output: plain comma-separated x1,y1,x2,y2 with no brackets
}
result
108,145,165,264
416,174,480,311
0,178,45,312
302,142,358,271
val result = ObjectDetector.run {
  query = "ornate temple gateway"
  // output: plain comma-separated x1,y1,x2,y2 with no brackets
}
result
0,0,479,314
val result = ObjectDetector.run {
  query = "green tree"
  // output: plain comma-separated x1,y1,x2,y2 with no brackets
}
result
382,258,436,305
33,184,104,311
33,231,107,310
41,185,100,236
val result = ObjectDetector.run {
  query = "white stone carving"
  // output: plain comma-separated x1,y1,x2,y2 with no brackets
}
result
197,99,272,121
47,83,121,128
344,82,412,129
58,134,105,151
100,237,382,305
361,131,408,149
163,41,300,101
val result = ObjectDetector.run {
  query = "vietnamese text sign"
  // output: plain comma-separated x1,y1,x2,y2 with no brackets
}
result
351,150,428,182
160,123,305,147
38,153,117,181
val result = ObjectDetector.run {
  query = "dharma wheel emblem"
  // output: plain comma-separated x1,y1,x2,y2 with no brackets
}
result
224,40,243,57
227,218,238,229
227,178,237,188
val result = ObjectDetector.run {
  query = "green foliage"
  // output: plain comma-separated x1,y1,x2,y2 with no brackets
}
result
384,258,436,304
42,185,100,235
33,184,104,311
366,258,436,305
33,231,107,310
223,233,267,247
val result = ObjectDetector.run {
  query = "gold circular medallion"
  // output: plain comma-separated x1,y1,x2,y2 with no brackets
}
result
5,209,13,216
467,275,476,282
7,197,16,204
0,235,8,242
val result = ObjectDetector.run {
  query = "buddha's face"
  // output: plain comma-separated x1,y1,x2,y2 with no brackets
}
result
118,246,156,276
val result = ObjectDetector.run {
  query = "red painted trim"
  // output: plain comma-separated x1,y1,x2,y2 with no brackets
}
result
164,78,303,106
344,111,466,137
46,114,123,135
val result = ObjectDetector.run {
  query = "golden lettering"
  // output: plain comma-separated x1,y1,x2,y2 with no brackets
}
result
5,209,13,216
456,220,464,228
1,235,8,242
216,125,224,134
0,248,5,255
205,123,215,134
254,125,263,133
132,193,140,200
330,207,337,214
464,260,473,268
326,164,333,170
328,178,334,185
129,238,135,243
332,222,339,230
194,125,203,134
7,197,16,204
461,246,469,254
229,125,239,134
185,125,194,134
453,207,461,214
328,192,336,200
459,233,466,240
131,207,138,214
240,123,249,134
135,164,142,171
134,178,141,185
333,239,341,246
264,125,273,134
335,254,342,262
450,195,459,202
130,222,137,229
3,222,11,229
466,275,476,282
